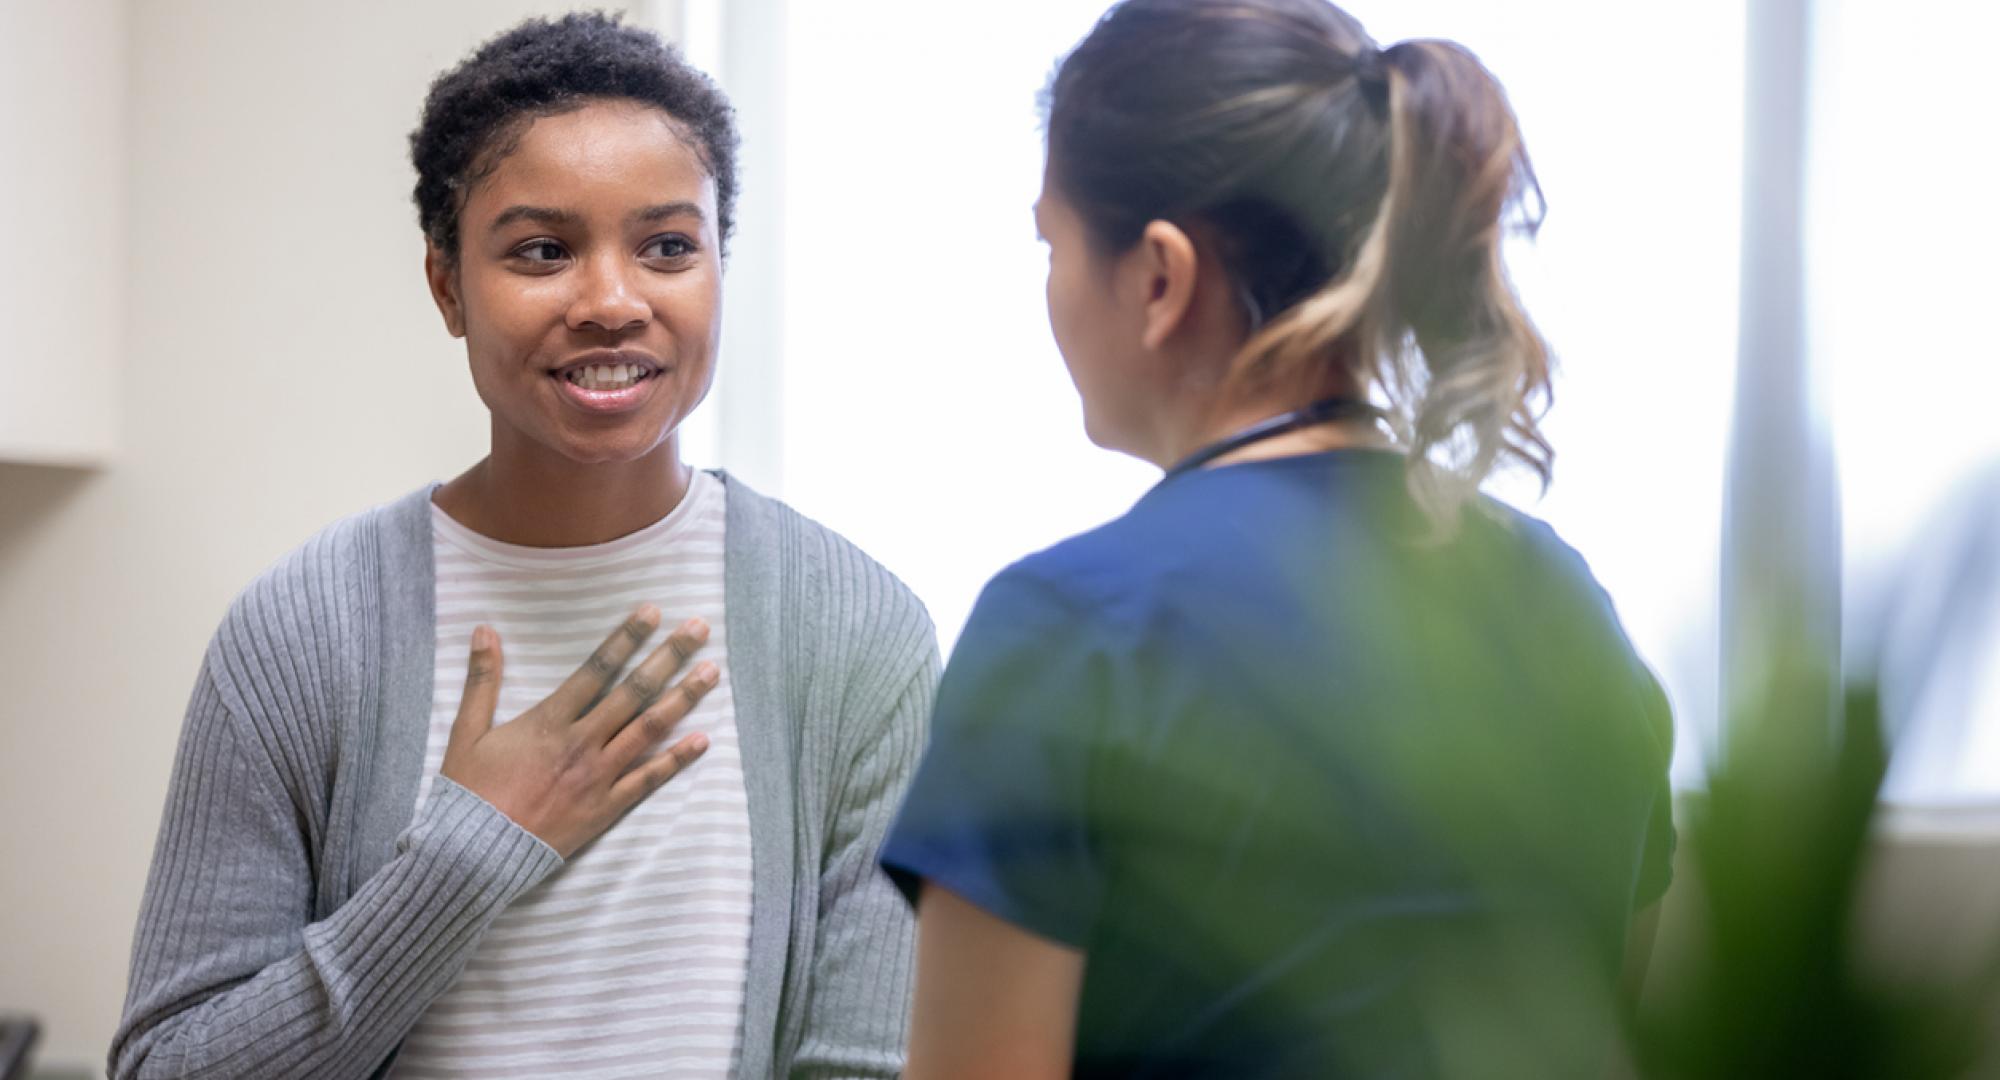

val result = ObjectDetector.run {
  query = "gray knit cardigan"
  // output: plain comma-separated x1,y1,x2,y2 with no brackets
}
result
111,473,940,1079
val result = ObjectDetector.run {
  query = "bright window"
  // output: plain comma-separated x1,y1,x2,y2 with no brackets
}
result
1815,0,2000,800
768,1,1744,787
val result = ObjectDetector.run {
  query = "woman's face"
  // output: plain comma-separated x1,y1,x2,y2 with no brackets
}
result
1035,167,1160,461
428,99,721,468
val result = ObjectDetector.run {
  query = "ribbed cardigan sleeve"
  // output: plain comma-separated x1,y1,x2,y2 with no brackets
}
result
110,532,561,1079
791,661,940,1078
780,510,942,1079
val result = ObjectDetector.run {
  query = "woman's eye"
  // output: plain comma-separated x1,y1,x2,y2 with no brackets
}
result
512,240,567,263
643,235,697,260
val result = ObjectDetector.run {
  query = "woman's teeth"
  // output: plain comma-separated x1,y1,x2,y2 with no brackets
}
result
565,364,651,391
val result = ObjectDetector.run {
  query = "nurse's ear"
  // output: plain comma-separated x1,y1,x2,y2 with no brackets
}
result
425,243,467,339
1133,219,1200,353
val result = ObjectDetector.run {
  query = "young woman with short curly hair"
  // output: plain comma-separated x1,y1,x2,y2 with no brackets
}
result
113,15,936,1079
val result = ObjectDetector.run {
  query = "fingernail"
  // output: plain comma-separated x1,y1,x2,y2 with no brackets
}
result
691,733,710,753
684,617,709,637
695,661,718,684
635,603,661,626
473,625,493,650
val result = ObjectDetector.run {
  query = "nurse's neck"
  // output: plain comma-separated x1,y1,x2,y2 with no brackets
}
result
433,435,693,549
1148,364,1390,474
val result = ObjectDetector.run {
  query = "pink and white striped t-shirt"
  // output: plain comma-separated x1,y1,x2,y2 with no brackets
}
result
393,470,752,1079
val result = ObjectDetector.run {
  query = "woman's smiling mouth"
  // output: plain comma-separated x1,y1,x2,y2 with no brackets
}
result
552,352,666,414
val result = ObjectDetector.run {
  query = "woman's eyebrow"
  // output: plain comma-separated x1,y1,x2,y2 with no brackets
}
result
632,201,707,225
490,205,574,231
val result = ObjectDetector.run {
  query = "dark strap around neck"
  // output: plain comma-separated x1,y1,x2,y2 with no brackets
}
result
1163,397,1388,481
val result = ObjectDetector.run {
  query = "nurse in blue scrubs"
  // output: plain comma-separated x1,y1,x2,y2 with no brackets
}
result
881,1,1676,1076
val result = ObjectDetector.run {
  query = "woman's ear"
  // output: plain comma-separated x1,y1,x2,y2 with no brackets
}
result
1135,219,1200,352
425,243,467,339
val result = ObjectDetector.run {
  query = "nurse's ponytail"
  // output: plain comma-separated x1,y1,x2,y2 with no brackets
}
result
1045,0,1552,534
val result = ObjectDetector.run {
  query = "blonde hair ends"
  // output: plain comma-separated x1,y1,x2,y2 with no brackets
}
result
1227,39,1554,537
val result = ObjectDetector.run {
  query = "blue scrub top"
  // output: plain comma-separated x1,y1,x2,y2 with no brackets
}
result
883,449,1674,1078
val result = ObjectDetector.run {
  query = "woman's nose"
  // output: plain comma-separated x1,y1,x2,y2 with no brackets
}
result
568,255,651,333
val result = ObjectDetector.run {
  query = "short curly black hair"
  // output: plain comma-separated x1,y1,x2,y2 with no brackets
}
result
410,11,740,262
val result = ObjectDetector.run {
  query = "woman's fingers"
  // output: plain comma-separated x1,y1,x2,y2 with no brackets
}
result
437,610,726,856
581,618,709,744
602,662,718,769
437,609,716,856
608,731,711,810
446,625,504,754
546,606,661,718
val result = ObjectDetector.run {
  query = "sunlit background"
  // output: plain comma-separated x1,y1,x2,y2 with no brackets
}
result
701,0,2000,799
767,0,1746,795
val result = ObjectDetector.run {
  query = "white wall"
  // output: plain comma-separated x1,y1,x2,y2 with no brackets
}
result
0,1,640,1069
0,0,125,465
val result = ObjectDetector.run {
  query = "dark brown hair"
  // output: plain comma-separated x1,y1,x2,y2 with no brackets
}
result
1044,0,1553,531
411,12,740,263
